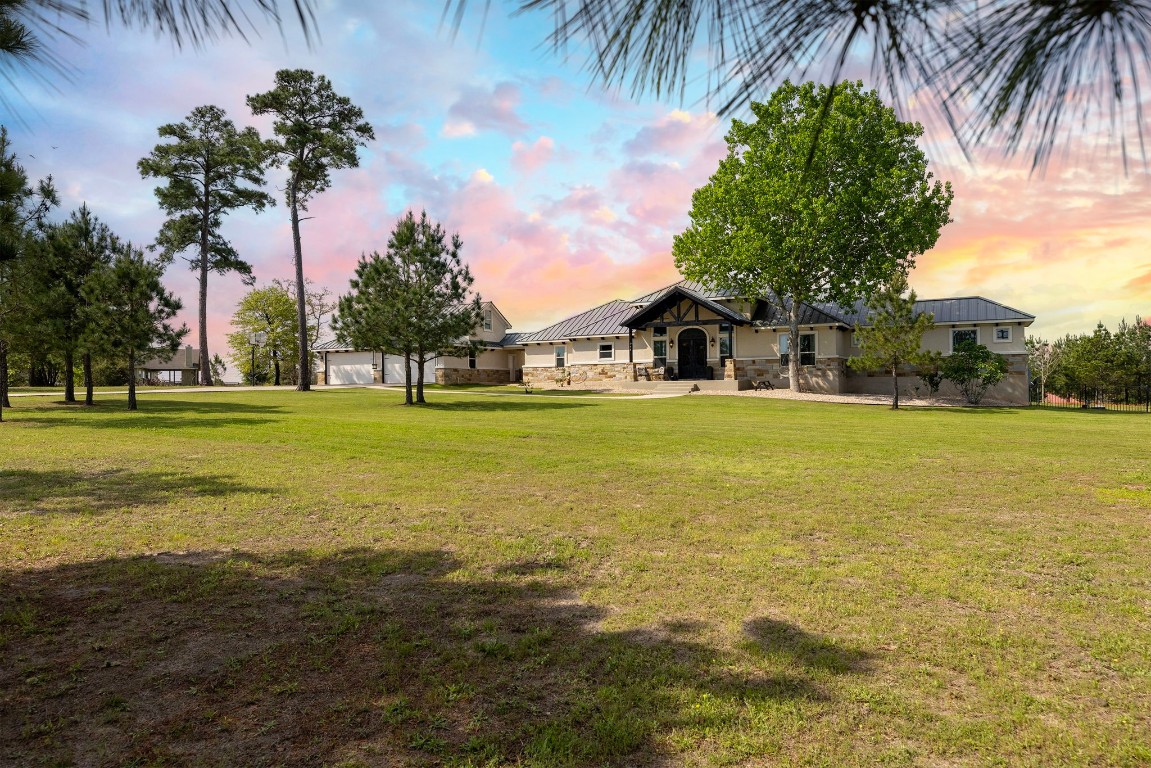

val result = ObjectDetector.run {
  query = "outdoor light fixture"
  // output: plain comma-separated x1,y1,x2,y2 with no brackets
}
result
710,338,716,347
668,339,674,348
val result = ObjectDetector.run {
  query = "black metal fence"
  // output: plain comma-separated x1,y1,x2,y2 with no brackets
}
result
1032,376,1151,412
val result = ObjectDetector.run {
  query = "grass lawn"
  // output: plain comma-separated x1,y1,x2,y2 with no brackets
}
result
1,390,1148,766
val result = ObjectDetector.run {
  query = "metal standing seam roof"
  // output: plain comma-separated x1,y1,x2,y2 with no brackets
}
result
514,299,637,343
313,339,356,352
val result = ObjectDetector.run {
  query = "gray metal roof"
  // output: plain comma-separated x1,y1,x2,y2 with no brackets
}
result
499,332,529,347
515,299,635,343
313,339,356,352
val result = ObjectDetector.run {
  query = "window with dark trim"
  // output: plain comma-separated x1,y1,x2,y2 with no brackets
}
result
653,339,667,368
780,333,816,367
952,328,978,351
468,351,477,369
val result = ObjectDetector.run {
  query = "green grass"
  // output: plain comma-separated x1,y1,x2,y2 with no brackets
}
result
1,389,1148,766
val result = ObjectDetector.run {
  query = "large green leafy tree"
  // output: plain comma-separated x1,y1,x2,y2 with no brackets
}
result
0,125,55,419
82,242,187,411
673,80,952,390
139,104,274,385
246,69,374,392
25,204,115,405
227,282,297,385
226,278,332,385
334,211,481,406
847,272,936,409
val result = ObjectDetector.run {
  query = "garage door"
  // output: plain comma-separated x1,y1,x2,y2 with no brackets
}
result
327,351,374,385
382,355,436,384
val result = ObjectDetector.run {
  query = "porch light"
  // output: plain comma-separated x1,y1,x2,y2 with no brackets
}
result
668,339,674,348
709,338,716,347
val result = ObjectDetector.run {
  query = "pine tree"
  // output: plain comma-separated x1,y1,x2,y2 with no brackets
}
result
139,104,273,385
334,211,481,406
847,273,936,409
82,241,187,411
247,69,374,392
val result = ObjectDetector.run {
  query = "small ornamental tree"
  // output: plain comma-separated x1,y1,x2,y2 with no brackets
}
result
247,69,374,391
941,340,1008,405
674,80,952,390
334,211,482,406
82,242,187,410
139,104,273,385
1026,336,1061,404
847,273,935,409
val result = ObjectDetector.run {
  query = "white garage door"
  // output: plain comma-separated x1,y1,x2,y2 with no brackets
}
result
382,355,436,384
328,351,374,385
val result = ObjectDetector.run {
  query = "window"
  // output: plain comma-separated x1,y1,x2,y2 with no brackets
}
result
653,326,667,337
952,328,978,351
994,327,1011,343
468,351,477,369
780,333,816,367
554,345,566,368
718,323,732,357
482,309,493,331
653,339,667,368
851,332,860,348
598,342,614,361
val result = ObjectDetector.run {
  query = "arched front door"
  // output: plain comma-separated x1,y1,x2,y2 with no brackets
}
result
677,328,709,379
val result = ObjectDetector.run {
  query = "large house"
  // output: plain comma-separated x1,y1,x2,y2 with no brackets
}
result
317,282,1035,403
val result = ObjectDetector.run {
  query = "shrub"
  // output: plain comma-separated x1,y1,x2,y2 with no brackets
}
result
942,341,1008,404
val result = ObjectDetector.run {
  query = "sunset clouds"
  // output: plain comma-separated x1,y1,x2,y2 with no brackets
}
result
4,0,1149,373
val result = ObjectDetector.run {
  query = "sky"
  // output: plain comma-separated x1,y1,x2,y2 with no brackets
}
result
5,0,1150,373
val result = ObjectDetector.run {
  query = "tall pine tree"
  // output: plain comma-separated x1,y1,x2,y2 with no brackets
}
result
139,104,273,385
247,69,374,392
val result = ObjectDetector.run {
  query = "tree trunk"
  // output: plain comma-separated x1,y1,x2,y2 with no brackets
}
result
198,210,212,385
128,351,137,411
787,295,801,391
84,352,94,405
403,351,413,405
289,181,310,392
891,364,900,409
274,354,281,386
416,347,426,404
64,348,75,402
0,339,7,421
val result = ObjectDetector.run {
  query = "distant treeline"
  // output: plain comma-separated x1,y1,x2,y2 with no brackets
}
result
1029,319,1151,404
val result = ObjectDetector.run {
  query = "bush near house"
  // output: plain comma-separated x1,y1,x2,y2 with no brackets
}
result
942,340,1008,404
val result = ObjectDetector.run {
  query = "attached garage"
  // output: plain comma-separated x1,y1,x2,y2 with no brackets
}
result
382,355,436,384
327,351,375,385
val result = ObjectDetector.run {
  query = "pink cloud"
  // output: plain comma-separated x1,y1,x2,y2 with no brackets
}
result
443,82,529,137
510,136,555,174
624,110,722,157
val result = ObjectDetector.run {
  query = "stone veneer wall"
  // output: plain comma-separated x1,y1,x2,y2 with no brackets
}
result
725,357,846,393
522,363,636,386
841,353,1029,404
437,367,511,385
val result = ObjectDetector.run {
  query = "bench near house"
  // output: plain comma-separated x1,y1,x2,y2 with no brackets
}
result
315,282,1035,404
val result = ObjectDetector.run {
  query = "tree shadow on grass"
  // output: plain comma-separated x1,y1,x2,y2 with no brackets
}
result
1,548,875,766
419,398,593,412
0,468,273,516
9,399,284,430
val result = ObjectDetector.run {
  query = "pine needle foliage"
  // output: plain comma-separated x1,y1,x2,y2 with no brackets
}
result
847,272,935,409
